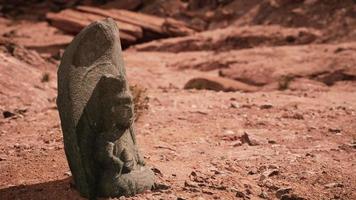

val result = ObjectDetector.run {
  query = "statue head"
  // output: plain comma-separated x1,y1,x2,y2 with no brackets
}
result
99,76,134,132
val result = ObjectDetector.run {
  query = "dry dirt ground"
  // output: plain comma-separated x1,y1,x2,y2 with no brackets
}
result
1,1,356,200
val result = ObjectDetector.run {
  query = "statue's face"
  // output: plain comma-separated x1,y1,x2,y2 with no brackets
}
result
100,76,133,132
110,92,134,129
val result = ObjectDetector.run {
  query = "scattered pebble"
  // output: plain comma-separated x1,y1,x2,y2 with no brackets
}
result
240,132,259,146
350,141,356,149
202,188,214,195
2,109,28,119
184,180,198,188
260,169,279,181
230,187,238,192
232,141,243,147
213,185,227,190
235,190,246,198
265,169,279,177
268,164,279,169
3,111,15,118
259,191,269,199
282,113,304,120
224,130,235,135
305,153,315,157
64,171,72,176
268,139,277,144
152,167,163,177
280,193,305,200
153,182,170,191
328,128,341,134
276,187,292,199
241,104,253,108
324,182,343,188
248,168,258,175
230,102,240,108
190,110,209,115
154,145,176,152
260,104,273,109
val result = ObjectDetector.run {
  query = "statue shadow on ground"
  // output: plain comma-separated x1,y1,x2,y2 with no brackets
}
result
0,78,113,200
0,177,85,200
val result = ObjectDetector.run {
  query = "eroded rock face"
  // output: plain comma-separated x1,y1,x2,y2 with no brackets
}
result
184,76,259,92
57,18,154,198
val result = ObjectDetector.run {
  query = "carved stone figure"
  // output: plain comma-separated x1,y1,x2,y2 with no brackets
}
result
57,18,154,199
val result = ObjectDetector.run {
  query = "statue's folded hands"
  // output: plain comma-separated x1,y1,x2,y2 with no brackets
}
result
95,139,124,173
121,149,135,173
136,151,146,166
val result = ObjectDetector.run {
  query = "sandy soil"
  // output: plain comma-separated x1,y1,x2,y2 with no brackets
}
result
0,1,356,200
1,49,355,199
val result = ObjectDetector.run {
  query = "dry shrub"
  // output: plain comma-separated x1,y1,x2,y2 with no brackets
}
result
41,72,50,82
130,84,149,121
278,75,294,90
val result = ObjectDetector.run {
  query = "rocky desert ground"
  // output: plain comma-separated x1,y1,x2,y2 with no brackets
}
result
0,0,355,199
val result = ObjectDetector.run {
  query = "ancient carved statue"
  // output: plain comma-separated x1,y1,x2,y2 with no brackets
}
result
57,18,154,199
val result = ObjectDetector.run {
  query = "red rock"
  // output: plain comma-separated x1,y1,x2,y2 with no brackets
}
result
130,25,320,52
101,0,142,10
169,43,356,87
3,22,72,55
76,6,195,37
184,76,259,92
46,6,195,47
46,9,142,44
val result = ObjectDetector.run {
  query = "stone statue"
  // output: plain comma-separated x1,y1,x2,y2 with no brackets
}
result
57,18,154,199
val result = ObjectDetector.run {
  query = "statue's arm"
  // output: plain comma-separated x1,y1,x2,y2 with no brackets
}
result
129,126,145,166
96,137,124,172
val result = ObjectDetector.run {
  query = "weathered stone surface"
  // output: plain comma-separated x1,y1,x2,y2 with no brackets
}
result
130,25,320,52
3,22,73,55
46,6,195,48
46,9,142,44
57,18,154,198
184,76,258,92
76,6,195,37
101,0,142,10
168,43,356,88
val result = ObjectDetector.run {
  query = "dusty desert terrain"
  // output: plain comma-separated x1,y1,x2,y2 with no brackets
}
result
0,0,355,199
